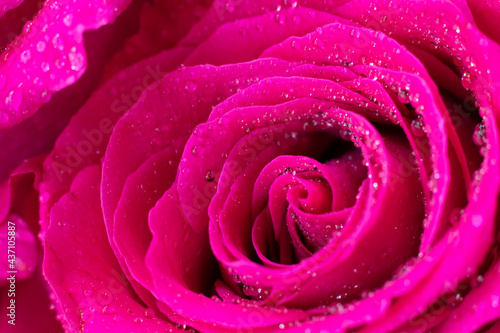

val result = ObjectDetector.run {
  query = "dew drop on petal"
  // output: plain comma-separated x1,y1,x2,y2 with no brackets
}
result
397,89,410,104
144,309,155,318
471,214,483,228
52,34,65,51
37,41,46,52
69,52,84,71
103,305,115,314
472,122,486,147
492,295,499,308
20,50,31,63
33,77,45,87
5,90,22,109
191,145,198,156
410,117,425,136
185,81,197,93
63,14,73,27
461,72,473,90
39,192,50,203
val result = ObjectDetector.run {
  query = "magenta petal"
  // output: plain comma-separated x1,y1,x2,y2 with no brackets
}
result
112,149,178,293
0,0,133,128
147,187,308,331
184,7,342,66
101,58,290,305
40,47,189,229
42,165,178,332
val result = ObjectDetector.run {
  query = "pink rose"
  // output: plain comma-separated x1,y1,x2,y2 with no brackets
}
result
1,0,500,332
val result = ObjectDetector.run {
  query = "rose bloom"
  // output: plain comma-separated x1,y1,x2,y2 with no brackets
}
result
1,0,500,332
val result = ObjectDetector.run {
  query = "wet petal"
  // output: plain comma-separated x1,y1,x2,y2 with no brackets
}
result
42,165,179,332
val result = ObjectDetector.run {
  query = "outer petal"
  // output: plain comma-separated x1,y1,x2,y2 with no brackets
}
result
0,0,143,181
0,0,133,128
42,165,180,332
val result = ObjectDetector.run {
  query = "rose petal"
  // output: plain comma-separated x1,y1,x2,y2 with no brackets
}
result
146,187,309,331
184,7,345,66
42,165,179,332
0,0,133,128
100,0,211,82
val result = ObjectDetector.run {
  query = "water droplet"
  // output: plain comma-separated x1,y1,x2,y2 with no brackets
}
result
461,72,474,90
103,305,115,314
113,315,121,322
39,192,50,203
427,177,437,193
37,41,46,52
144,309,155,318
397,89,410,104
492,295,499,308
5,90,22,108
314,38,325,47
63,14,73,27
134,317,143,324
83,290,91,297
33,77,45,87
20,50,31,63
410,117,425,136
473,122,486,147
55,59,66,69
41,62,50,72
69,52,84,71
185,81,197,93
52,34,65,51
191,146,198,156
471,214,483,228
